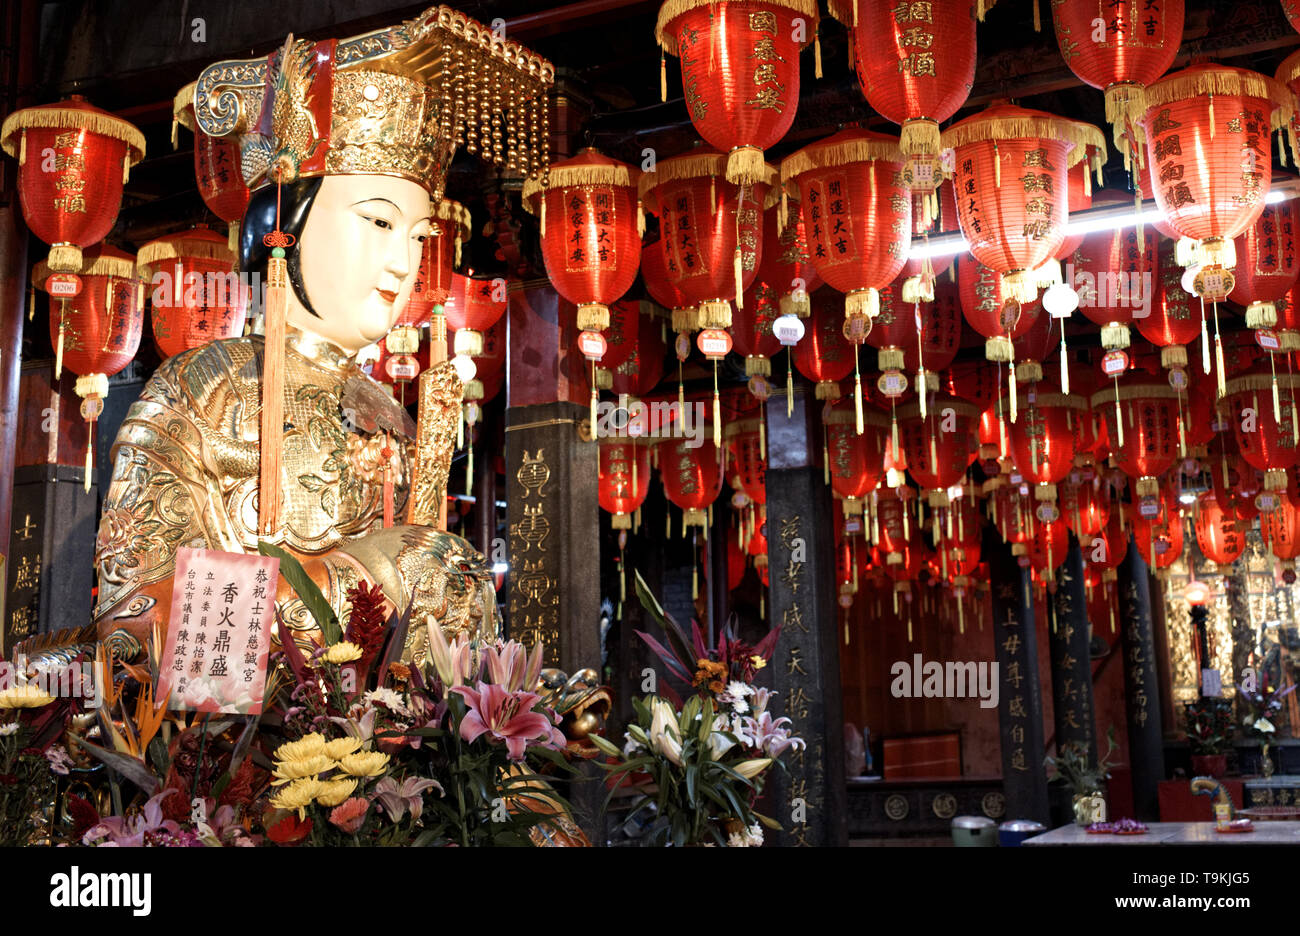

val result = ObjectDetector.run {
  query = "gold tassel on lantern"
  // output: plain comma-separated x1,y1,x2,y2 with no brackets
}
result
1213,302,1227,399
55,303,66,380
1200,297,1211,375
712,362,722,447
814,25,823,79
787,348,795,418
660,48,667,102
27,283,34,321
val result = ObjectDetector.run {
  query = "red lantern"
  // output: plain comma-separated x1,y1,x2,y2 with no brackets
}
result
598,300,666,400
1140,64,1289,332
1229,197,1300,328
833,0,980,205
826,399,890,512
1049,0,1184,164
1223,364,1300,492
1068,189,1159,349
876,484,918,556
897,393,979,499
987,475,1033,546
1027,514,1071,578
958,257,1045,357
782,128,910,322
1194,491,1246,566
599,438,652,527
1091,376,1181,503
1061,476,1110,539
733,276,783,379
1,96,145,273
726,416,767,507
1007,392,1086,497
659,436,724,530
1129,491,1184,571
793,290,855,399
903,277,962,375
445,274,508,360
1261,494,1300,569
642,239,697,334
1136,241,1201,369
173,82,249,251
1082,511,1129,575
640,148,772,330
942,102,1104,309
527,149,642,343
655,0,816,185
33,244,143,484
138,227,247,358
751,192,822,318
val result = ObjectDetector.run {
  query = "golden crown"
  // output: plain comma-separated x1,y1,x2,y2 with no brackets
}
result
193,5,554,200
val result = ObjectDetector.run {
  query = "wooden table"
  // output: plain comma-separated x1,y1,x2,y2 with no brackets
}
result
1024,821,1300,845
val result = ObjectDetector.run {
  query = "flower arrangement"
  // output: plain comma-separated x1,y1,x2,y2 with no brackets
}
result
1183,697,1235,756
589,572,802,847
0,681,66,846
1237,672,1296,741
17,550,584,847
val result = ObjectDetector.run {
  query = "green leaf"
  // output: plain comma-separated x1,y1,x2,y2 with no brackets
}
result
257,540,341,644
68,735,160,795
588,733,622,758
685,763,698,807
633,569,666,626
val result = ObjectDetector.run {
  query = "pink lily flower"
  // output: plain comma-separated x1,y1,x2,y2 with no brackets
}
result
452,681,561,761
372,776,443,822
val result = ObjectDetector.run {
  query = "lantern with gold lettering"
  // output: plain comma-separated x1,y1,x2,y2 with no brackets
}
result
600,300,666,401
173,82,250,251
793,290,855,400
1027,513,1070,581
1127,487,1184,572
1229,198,1300,329
1090,376,1180,506
1141,65,1291,393
1070,189,1159,350
734,276,782,380
942,103,1104,305
640,147,773,331
1049,0,1184,166
655,0,817,185
726,415,767,553
138,227,247,359
642,239,698,406
1,96,145,273
1061,474,1110,539
755,192,822,318
1194,491,1245,566
897,393,979,507
1223,364,1300,496
826,399,890,517
1008,392,1086,509
659,435,724,532
1261,493,1300,574
599,437,652,529
1136,242,1201,370
33,244,143,487
829,0,983,214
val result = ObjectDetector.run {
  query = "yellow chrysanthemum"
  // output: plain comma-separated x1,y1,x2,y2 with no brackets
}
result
323,642,363,664
322,737,362,760
271,754,334,784
338,750,390,778
275,732,327,762
315,778,358,807
0,685,56,709
269,778,325,818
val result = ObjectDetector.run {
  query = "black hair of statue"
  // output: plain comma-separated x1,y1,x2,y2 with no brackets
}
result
240,176,325,319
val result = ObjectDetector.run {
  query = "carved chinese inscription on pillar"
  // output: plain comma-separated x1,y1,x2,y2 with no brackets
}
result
1123,582,1151,729
1052,562,1094,748
4,512,42,652
509,449,560,662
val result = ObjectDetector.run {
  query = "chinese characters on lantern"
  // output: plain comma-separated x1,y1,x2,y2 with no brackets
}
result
565,187,618,273
51,131,88,215
158,547,278,715
745,12,787,113
892,1,936,78
1021,148,1057,241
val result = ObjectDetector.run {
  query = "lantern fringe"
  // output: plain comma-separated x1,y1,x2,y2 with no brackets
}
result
899,118,941,157
463,379,485,401
34,250,135,283
433,198,473,240
453,328,485,358
696,299,732,330
522,163,635,214
1001,270,1038,303
1198,239,1236,270
745,355,772,377
0,105,146,162
1265,467,1289,491
1015,361,1043,384
137,235,235,269
640,153,779,210
612,513,632,530
845,287,879,319
1246,301,1277,329
1145,68,1293,124
1280,330,1300,351
985,335,1014,362
1104,83,1148,151
1161,345,1188,369
1088,381,1190,406
45,244,84,275
815,380,841,401
901,274,934,304
940,114,1105,169
878,347,905,371
1135,476,1160,498
824,404,889,427
896,396,979,421
657,0,820,55
726,146,769,186
228,222,240,255
577,302,611,332
1100,323,1131,349
672,306,698,332
1224,372,1300,395
780,136,904,184
780,289,812,318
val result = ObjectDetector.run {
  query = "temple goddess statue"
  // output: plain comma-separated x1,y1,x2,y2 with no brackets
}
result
84,7,555,665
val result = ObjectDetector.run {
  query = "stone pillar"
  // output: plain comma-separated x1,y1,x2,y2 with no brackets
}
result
503,281,599,676
1049,534,1098,765
985,525,1050,825
1117,535,1165,822
763,386,847,847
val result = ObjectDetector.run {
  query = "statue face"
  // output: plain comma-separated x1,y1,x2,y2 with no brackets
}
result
291,174,432,352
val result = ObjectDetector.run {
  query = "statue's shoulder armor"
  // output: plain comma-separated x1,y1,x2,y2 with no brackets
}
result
142,336,264,431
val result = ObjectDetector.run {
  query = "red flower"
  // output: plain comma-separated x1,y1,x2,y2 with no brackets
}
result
344,581,389,666
266,814,313,845
66,795,100,841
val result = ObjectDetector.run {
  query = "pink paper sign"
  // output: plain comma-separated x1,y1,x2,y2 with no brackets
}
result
157,547,279,715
